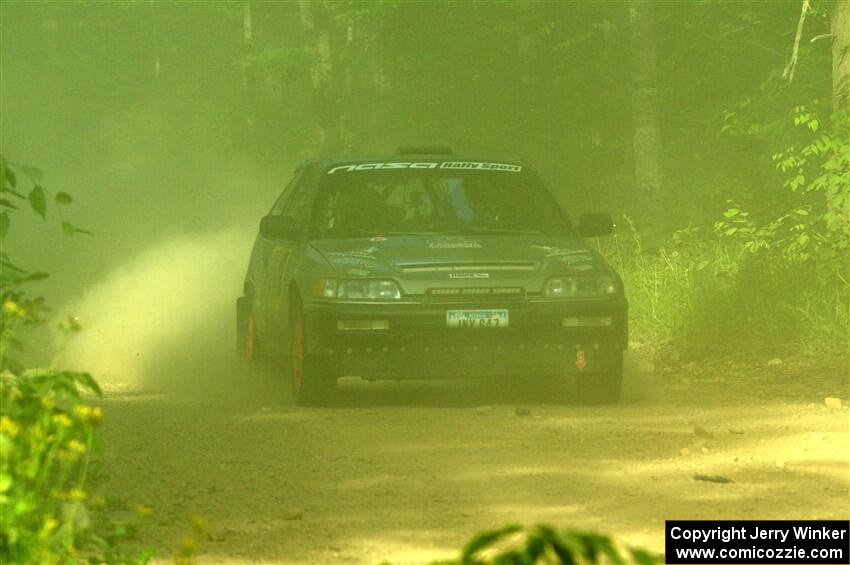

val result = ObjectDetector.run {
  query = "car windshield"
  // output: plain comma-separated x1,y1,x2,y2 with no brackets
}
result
310,164,574,239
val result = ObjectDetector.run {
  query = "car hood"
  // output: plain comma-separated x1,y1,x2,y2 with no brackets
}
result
310,235,611,295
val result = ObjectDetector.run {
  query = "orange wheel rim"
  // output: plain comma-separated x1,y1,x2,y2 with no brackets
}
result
292,316,304,394
245,316,255,361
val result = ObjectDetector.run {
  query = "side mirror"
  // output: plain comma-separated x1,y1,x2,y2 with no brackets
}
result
259,215,301,240
578,213,614,238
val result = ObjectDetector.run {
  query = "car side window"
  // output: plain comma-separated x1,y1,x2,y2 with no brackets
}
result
269,169,304,216
282,167,320,223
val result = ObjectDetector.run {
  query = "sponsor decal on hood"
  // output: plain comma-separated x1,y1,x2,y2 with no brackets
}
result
427,237,482,249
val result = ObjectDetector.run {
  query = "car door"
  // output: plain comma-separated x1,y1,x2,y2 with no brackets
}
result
255,165,320,345
251,168,304,343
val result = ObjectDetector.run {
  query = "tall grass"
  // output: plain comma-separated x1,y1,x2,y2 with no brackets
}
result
599,216,849,359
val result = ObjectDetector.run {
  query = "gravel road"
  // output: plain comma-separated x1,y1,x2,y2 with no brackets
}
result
95,357,849,564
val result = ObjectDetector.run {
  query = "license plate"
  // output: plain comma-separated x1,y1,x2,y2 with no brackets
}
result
446,309,509,328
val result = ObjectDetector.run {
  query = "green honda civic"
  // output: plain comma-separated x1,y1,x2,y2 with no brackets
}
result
237,148,628,405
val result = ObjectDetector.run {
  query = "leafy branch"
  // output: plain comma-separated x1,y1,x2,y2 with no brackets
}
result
434,524,661,565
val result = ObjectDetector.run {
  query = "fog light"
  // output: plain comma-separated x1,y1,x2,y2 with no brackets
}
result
337,320,390,331
562,316,612,327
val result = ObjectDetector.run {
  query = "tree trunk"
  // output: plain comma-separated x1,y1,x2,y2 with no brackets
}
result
298,0,336,154
628,1,663,226
516,2,538,137
148,0,164,149
831,0,850,112
339,18,354,153
828,1,849,232
241,0,257,147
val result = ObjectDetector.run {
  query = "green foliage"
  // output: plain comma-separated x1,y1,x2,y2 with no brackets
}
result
0,361,155,564
1,158,151,564
771,109,850,235
606,219,847,357
434,524,661,565
603,97,850,359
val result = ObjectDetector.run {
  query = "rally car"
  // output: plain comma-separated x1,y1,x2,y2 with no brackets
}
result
237,147,628,405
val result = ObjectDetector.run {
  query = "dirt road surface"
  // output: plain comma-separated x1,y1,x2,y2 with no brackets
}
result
95,356,849,564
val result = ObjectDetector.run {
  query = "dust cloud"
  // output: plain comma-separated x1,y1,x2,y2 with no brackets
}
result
59,228,255,398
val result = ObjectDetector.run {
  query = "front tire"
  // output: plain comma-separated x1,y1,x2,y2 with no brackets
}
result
290,299,336,406
575,352,623,404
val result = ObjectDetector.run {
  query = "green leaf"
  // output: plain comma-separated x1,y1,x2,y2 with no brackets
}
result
1,257,24,272
808,119,819,132
461,524,523,561
22,272,49,282
62,221,75,236
74,227,94,236
19,165,43,184
629,548,659,565
28,185,46,218
55,191,73,205
723,208,740,218
3,164,16,190
0,212,8,238
0,472,11,493
0,198,17,209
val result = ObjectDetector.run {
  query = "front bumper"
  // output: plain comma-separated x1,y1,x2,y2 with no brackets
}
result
302,297,628,379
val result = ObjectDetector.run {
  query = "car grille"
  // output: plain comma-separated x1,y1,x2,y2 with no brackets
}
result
425,286,527,302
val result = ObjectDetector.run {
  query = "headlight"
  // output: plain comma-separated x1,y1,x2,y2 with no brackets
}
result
544,275,617,298
313,278,402,300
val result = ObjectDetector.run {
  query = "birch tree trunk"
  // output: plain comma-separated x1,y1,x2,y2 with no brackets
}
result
628,1,663,225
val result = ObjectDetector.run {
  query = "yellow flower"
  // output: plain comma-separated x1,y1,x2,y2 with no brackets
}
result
40,396,55,410
3,300,18,313
179,535,198,553
68,487,86,501
51,413,73,428
189,514,207,533
74,405,103,426
0,416,20,437
136,504,153,517
38,517,58,538
67,439,86,453
29,423,44,439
